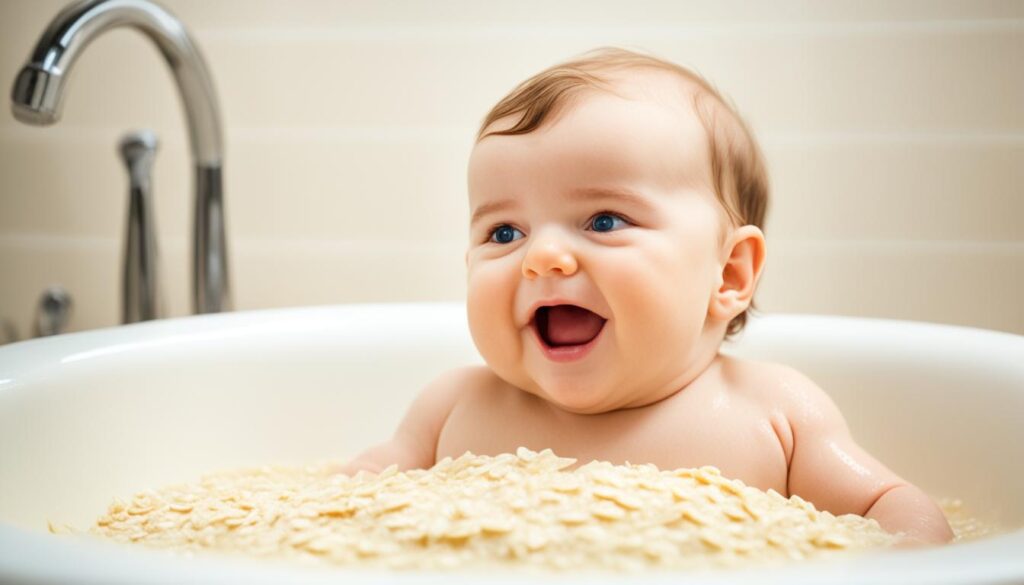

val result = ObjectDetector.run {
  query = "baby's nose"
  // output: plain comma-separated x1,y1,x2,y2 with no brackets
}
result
522,231,578,279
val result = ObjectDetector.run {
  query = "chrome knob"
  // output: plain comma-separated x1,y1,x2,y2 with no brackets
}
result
34,286,73,337
119,130,161,324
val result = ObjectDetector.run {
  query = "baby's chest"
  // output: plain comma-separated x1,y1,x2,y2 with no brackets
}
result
435,390,789,494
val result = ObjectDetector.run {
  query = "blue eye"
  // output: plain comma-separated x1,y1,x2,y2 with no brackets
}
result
489,225,524,244
589,213,627,233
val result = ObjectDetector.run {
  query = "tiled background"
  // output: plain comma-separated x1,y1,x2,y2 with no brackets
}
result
1,0,1021,340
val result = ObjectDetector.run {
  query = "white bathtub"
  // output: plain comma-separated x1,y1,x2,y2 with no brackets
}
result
0,303,1022,584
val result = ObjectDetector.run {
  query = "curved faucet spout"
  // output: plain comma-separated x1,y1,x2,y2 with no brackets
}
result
10,0,231,315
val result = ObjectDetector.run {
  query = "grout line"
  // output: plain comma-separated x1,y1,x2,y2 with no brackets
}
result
0,234,464,255
192,20,1024,42
768,240,1024,255
1,126,1021,147
1,234,1022,255
759,133,1024,147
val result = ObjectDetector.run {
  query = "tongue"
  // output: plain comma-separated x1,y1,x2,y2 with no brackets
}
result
544,305,605,346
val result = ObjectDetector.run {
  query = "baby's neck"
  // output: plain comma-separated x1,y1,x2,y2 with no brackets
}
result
622,346,724,411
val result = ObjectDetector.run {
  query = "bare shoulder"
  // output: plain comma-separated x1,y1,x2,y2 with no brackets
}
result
414,365,504,411
340,365,503,473
718,355,828,408
428,364,496,388
383,366,496,461
721,355,850,440
715,354,850,472
412,364,512,420
434,365,508,395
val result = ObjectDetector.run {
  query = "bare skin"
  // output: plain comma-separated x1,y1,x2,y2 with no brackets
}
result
343,358,952,546
342,68,953,546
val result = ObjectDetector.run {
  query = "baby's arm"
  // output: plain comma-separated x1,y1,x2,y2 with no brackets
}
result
777,367,953,545
337,367,470,476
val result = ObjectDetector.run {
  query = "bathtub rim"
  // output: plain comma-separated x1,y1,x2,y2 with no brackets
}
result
2,301,1021,381
0,302,1022,584
1,519,1023,585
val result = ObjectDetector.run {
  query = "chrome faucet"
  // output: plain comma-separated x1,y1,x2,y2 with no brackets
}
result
10,0,231,318
119,129,162,323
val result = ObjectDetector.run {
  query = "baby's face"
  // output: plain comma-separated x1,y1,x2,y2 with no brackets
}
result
466,77,734,414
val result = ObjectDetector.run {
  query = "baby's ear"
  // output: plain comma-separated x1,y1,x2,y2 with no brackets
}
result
708,225,767,322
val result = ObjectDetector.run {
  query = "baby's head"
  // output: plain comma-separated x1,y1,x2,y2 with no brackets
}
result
465,48,769,414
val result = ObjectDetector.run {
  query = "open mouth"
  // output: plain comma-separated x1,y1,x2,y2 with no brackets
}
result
533,305,607,349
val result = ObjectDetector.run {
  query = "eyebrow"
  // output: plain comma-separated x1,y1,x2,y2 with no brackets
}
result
470,187,652,226
566,186,653,208
470,198,517,226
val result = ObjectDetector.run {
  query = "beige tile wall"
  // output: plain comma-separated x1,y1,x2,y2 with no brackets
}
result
1,0,1021,340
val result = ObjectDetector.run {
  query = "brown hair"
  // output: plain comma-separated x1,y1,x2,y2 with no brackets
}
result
476,47,769,339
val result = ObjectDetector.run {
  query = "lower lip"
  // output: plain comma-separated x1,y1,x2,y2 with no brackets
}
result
531,321,606,363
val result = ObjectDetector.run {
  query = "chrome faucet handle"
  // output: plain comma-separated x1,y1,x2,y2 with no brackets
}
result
119,130,161,324
11,0,231,317
34,286,73,337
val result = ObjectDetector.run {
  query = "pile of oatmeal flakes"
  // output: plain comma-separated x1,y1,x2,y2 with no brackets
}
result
83,448,897,571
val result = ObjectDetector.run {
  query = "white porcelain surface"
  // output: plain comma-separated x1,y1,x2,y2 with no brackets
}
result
0,303,1022,584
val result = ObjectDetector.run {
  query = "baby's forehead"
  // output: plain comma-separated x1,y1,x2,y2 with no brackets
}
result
581,66,749,155
570,66,715,129
474,74,716,190
471,64,751,247
484,67,708,137
470,68,737,236
598,66,703,107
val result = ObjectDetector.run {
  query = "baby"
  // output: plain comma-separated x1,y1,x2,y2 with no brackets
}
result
342,48,953,545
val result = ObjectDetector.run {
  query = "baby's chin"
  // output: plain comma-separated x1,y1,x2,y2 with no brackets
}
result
490,361,634,414
527,381,626,415
530,374,689,414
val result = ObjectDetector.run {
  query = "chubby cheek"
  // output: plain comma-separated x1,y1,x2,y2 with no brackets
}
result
602,244,713,365
466,259,523,379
